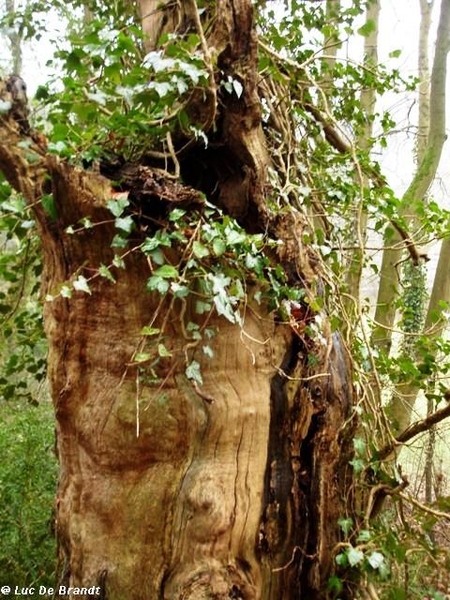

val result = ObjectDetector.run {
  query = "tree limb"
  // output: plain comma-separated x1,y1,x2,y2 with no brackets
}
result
378,391,450,460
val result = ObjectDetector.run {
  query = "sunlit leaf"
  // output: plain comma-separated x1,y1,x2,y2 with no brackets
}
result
193,240,209,258
73,275,91,294
347,547,364,567
99,264,116,283
154,265,178,278
141,326,160,336
367,551,385,570
185,360,203,384
107,196,130,217
115,216,134,233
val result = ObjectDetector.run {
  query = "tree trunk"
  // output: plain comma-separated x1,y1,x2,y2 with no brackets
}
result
343,0,379,312
0,1,356,598
373,0,450,353
5,0,23,74
384,0,450,434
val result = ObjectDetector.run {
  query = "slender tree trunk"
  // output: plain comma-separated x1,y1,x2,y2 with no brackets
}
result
344,0,379,311
0,1,357,598
385,0,450,434
322,0,341,78
417,0,434,162
373,0,450,353
5,0,23,74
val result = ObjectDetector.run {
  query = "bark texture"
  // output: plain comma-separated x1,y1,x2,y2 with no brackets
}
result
0,1,356,598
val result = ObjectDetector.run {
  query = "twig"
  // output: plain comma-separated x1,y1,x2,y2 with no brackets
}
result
398,491,450,521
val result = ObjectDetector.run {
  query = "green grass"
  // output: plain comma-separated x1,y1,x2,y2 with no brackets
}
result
0,400,57,587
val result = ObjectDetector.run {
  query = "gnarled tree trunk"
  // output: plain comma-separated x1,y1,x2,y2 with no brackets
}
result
0,1,356,598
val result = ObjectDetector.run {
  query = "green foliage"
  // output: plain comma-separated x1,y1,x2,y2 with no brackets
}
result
142,204,272,319
0,179,46,404
0,401,57,586
106,202,315,384
333,495,450,599
36,19,209,163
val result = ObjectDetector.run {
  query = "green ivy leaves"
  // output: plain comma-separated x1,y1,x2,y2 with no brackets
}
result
140,204,277,325
39,24,210,163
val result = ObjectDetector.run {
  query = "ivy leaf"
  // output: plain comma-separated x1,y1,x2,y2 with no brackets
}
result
73,275,91,295
185,360,203,384
158,343,171,357
353,437,366,456
143,51,172,71
141,237,160,253
222,76,243,98
147,275,170,294
195,300,211,314
347,547,364,567
115,215,134,233
86,91,108,105
225,227,246,245
2,195,26,214
141,326,160,336
232,78,243,98
367,551,385,570
48,140,69,155
327,575,343,595
338,517,353,537
169,208,186,221
175,77,189,95
356,529,371,543
207,273,238,323
99,264,116,283
113,255,125,269
149,81,173,97
193,240,209,258
111,234,128,248
151,231,172,247
202,345,214,358
335,553,348,567
154,265,179,279
171,282,190,297
358,19,376,37
149,248,166,265
107,196,129,217
350,458,365,474
60,285,72,298
186,321,201,340
81,217,92,229
179,61,207,84
212,238,226,256
135,352,152,363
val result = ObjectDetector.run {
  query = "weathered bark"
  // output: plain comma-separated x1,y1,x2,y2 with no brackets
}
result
0,1,356,598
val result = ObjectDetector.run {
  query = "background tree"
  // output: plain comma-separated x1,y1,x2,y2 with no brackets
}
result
374,0,450,435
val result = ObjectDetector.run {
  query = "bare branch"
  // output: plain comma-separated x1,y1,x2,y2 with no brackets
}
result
378,392,450,460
